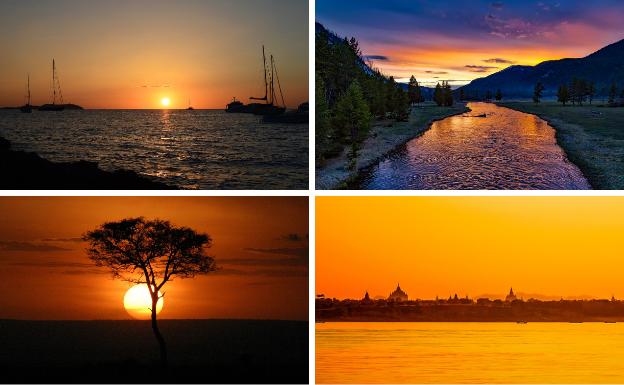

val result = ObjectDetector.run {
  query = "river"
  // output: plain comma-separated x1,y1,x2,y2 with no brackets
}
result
316,322,624,383
355,103,591,189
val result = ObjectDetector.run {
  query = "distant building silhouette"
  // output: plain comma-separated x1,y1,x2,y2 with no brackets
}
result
505,287,517,302
362,291,372,304
388,283,408,302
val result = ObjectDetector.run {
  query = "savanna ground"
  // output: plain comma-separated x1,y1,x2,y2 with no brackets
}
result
498,101,624,189
316,102,469,189
0,319,308,384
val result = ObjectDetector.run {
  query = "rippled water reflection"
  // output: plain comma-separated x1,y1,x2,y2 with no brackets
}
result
356,103,590,189
317,322,624,383
0,109,308,189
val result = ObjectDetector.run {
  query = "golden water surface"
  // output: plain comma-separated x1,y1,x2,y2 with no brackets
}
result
357,103,590,189
316,322,624,383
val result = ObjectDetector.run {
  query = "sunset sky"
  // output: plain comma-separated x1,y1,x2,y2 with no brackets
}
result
0,0,308,109
0,197,308,320
317,197,624,301
317,0,624,87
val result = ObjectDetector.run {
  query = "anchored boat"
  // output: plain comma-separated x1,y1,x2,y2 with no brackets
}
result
226,46,286,116
39,59,83,111
20,74,32,113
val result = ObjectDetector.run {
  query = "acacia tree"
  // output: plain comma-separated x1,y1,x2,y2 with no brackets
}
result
84,217,216,367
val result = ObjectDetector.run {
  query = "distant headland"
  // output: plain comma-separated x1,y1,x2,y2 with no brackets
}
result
316,285,624,322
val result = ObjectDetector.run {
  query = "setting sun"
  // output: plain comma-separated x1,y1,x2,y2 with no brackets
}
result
160,97,171,107
123,284,163,320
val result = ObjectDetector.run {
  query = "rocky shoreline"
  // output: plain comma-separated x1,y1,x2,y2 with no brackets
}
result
0,136,173,189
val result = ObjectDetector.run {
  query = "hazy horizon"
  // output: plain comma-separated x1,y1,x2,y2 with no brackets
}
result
0,0,308,109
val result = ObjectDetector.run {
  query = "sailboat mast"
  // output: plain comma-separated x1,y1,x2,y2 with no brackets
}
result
270,55,275,105
262,46,268,103
27,73,31,105
52,59,56,105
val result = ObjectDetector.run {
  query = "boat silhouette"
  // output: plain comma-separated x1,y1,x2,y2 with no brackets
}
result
39,59,83,111
20,74,32,113
226,46,286,116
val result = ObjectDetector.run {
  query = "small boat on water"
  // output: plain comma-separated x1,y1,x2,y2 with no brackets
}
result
226,45,286,116
262,102,308,124
516,321,528,324
187,98,194,110
20,74,32,113
39,59,83,111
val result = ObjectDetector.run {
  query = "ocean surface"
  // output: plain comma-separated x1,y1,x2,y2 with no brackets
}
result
316,322,624,383
0,109,308,189
355,102,591,189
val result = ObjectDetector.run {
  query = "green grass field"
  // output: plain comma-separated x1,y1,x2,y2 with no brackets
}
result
316,102,469,189
498,102,624,189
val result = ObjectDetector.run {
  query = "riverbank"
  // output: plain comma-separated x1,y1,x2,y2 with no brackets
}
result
0,136,173,189
316,102,470,189
497,102,624,189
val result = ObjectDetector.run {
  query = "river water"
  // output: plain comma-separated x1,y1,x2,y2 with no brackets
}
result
0,109,308,189
317,322,624,383
355,103,590,189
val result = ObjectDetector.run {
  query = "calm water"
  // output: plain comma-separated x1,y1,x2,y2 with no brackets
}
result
356,103,590,189
317,322,624,383
0,109,308,189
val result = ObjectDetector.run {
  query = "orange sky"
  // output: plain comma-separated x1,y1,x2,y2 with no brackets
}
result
317,197,624,301
0,197,308,320
0,0,308,109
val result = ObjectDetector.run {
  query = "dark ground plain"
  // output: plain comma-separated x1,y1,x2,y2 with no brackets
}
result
0,319,308,384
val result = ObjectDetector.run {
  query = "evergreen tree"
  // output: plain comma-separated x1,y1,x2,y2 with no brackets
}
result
557,84,569,106
315,74,336,162
407,75,422,106
588,81,595,105
443,81,453,106
533,82,544,104
495,89,502,101
333,80,372,170
433,83,443,106
609,82,618,104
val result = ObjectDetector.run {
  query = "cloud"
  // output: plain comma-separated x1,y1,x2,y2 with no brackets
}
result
0,241,70,252
483,58,515,64
425,70,449,74
279,233,306,242
244,247,308,258
40,237,84,243
465,65,498,72
363,55,389,61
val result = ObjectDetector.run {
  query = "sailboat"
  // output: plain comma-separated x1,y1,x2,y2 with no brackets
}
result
20,74,32,113
39,59,65,111
187,98,194,110
226,45,286,115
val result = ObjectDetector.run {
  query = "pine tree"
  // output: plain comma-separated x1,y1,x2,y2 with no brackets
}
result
433,83,443,106
609,82,618,105
557,84,569,106
443,81,453,106
588,81,595,105
533,82,544,104
407,75,422,106
315,74,333,162
333,80,372,170
495,89,502,101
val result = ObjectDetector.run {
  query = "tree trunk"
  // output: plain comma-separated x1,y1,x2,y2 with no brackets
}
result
151,296,168,367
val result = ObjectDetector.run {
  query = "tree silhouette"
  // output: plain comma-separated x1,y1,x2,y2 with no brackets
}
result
609,82,618,105
495,89,502,101
557,84,569,106
408,75,423,106
84,217,216,367
533,82,544,104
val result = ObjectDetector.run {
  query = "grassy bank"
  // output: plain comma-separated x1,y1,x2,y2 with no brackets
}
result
497,102,624,189
316,102,470,189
